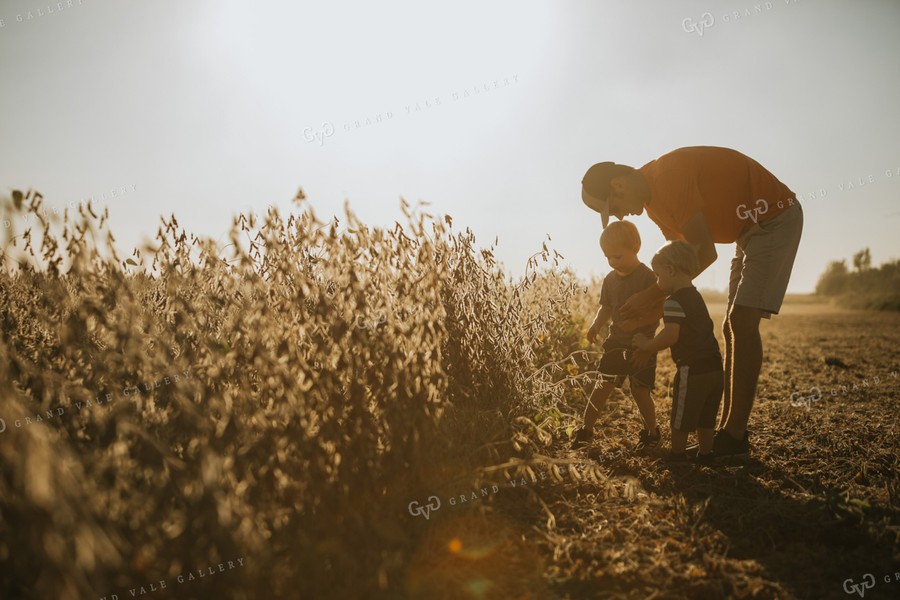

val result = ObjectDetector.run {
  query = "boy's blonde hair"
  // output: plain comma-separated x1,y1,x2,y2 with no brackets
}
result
599,220,641,251
651,240,700,277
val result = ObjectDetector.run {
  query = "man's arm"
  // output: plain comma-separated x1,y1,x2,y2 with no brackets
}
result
617,284,666,327
679,210,717,274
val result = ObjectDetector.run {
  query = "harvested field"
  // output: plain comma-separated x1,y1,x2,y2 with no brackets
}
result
493,303,900,599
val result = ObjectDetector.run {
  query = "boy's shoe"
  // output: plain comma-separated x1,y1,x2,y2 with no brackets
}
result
684,442,700,458
664,451,690,465
571,427,593,450
635,428,661,453
694,452,716,467
713,429,751,460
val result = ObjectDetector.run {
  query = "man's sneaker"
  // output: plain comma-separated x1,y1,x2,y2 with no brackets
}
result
635,428,661,453
664,451,690,465
571,426,593,450
713,429,750,459
694,452,716,467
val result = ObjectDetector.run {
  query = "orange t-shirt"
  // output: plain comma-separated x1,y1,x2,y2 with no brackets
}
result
638,146,798,244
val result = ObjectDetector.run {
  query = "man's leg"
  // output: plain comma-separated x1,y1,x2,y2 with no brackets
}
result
724,304,764,438
720,315,733,429
722,242,745,430
719,202,802,455
724,202,802,439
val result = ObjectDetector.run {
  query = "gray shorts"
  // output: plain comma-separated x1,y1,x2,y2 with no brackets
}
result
728,201,803,318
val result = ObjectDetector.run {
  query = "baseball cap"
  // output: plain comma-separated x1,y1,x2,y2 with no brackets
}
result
581,162,619,228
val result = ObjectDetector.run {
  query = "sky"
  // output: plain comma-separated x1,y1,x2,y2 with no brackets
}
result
1,0,899,293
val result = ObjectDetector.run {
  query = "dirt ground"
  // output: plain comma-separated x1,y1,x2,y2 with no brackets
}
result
477,301,900,599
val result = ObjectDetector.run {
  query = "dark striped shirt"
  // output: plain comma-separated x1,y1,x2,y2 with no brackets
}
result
663,285,722,372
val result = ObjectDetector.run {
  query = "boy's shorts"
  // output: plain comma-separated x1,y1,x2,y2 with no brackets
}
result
598,338,656,391
670,365,724,432
728,201,803,319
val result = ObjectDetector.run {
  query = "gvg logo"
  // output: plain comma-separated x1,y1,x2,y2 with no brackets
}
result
736,198,769,223
355,310,388,334
353,304,445,334
302,122,335,146
682,12,714,36
302,73,518,148
789,386,821,411
843,573,875,597
408,496,441,520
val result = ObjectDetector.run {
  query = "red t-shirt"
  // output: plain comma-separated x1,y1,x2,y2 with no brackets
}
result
638,146,797,243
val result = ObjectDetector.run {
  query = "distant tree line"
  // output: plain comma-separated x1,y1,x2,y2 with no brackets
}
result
815,248,900,310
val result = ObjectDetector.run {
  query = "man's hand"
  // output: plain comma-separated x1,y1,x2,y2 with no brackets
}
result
586,322,602,344
629,333,655,368
618,285,666,332
632,333,652,350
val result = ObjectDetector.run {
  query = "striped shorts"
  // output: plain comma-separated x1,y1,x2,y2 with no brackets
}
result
670,366,724,432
